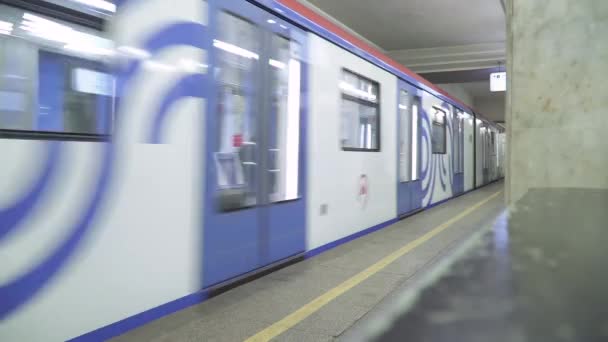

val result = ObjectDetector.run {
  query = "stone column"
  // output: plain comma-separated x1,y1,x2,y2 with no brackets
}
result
506,0,608,204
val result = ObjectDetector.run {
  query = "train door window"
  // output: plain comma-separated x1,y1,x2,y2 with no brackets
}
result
411,96,421,180
215,11,260,210
480,123,489,169
454,108,464,173
452,107,458,172
431,106,446,154
398,90,409,182
486,128,490,167
0,5,114,139
36,0,115,19
481,126,485,168
267,34,301,202
340,69,380,151
460,115,465,171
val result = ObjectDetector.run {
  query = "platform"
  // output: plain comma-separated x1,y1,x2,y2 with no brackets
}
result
343,188,608,342
112,182,505,341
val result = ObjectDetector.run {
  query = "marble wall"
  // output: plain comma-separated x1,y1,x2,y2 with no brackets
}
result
506,0,608,203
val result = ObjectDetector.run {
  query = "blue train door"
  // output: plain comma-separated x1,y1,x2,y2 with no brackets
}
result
203,0,307,287
397,80,422,216
452,108,465,195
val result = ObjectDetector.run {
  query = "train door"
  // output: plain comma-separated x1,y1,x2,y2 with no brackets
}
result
397,80,422,216
203,0,307,287
477,120,490,185
463,111,475,191
452,108,465,195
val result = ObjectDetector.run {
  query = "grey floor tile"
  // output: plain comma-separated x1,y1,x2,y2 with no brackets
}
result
111,307,200,342
153,312,267,342
265,264,360,295
317,244,392,271
190,268,355,326
332,272,406,310
273,329,334,342
380,252,434,276
291,301,370,337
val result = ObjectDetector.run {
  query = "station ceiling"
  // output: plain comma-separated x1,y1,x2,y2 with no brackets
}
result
305,0,507,119
305,0,506,50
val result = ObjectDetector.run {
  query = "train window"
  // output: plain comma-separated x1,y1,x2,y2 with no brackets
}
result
268,34,302,202
454,108,464,173
431,106,446,154
37,0,116,19
412,96,421,180
0,5,114,139
398,90,409,182
214,11,260,211
340,69,380,151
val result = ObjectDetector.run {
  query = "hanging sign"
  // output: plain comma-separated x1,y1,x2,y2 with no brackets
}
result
490,72,506,92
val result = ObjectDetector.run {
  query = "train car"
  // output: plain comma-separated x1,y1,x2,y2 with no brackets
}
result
0,0,504,340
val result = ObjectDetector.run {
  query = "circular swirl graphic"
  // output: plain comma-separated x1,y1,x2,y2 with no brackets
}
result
420,103,455,207
0,2,208,319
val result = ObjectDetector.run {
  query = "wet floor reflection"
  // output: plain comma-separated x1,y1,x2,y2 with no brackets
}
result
370,188,608,342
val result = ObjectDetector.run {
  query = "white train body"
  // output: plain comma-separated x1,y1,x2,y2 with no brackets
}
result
0,0,504,340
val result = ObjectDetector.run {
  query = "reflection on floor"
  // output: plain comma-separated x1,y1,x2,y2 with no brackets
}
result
348,188,608,342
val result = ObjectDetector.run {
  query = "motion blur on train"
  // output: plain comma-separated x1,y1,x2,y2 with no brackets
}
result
0,0,504,340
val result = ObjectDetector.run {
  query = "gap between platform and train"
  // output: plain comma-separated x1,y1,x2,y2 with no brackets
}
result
244,190,504,342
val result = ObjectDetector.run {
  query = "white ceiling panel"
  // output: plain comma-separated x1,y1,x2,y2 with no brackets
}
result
306,0,505,50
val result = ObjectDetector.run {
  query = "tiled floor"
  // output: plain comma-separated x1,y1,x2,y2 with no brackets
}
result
112,182,505,342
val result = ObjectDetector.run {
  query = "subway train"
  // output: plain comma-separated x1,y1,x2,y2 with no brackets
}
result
0,0,505,340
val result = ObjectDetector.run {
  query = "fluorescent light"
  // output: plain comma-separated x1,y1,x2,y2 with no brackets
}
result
117,46,150,59
21,13,113,56
72,68,114,96
64,43,114,56
20,25,70,42
398,104,407,110
21,13,73,43
179,58,208,73
0,20,13,31
411,104,418,180
3,74,26,80
23,13,62,25
22,13,72,33
285,59,301,200
339,81,377,102
70,0,116,13
267,19,276,24
359,125,365,149
144,60,176,72
269,59,286,69
213,39,259,60
63,30,114,56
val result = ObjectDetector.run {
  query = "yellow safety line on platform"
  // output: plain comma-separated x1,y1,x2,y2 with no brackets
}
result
244,190,503,342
